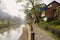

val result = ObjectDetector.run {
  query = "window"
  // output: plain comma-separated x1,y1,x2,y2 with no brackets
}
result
48,5,52,8
50,5,52,7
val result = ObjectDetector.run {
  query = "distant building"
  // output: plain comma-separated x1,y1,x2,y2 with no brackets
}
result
41,1,60,21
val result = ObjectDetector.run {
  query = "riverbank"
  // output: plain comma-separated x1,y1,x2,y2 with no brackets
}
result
19,24,55,40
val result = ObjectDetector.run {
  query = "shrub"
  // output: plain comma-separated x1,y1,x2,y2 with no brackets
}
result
39,21,49,30
54,25,60,31
39,20,60,36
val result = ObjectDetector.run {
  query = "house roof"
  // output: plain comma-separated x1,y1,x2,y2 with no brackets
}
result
48,1,60,6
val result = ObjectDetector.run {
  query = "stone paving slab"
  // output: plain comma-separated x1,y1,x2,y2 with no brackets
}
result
19,24,55,40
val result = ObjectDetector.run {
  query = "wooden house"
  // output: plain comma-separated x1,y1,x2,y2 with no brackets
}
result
41,1,60,21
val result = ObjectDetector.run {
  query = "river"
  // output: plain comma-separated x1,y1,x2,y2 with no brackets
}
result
0,0,27,40
0,25,25,40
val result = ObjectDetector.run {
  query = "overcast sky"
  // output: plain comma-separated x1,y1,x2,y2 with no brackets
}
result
43,0,60,5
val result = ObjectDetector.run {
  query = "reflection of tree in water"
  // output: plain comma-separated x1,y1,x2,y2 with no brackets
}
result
6,31,10,40
0,0,26,40
0,10,21,32
0,34,2,40
0,7,22,40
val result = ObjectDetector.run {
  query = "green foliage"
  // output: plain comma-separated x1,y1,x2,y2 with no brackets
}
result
39,21,48,29
26,4,44,24
29,0,42,5
0,22,7,26
48,20,60,25
39,20,60,29
54,25,60,31
56,6,60,15
39,20,60,37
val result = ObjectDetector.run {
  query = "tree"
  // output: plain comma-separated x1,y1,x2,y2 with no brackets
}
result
26,0,42,24
16,0,22,2
16,0,42,24
56,6,60,20
56,6,60,16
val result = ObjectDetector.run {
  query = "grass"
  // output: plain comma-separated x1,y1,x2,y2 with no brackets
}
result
45,30,60,40
35,23,60,40
54,25,60,31
38,21,60,40
38,26,60,40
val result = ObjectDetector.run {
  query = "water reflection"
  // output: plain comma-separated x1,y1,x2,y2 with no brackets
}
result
0,24,25,40
0,0,27,40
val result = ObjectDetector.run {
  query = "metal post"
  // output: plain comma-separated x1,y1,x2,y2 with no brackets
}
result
31,24,35,40
31,32,35,40
31,24,33,31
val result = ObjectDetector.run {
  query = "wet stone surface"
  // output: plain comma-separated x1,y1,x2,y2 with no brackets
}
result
19,24,55,40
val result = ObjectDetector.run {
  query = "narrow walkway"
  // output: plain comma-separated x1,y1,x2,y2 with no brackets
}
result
19,24,55,40
19,27,28,40
33,24,55,40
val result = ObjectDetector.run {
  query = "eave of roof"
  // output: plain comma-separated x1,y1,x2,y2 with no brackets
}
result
48,1,60,6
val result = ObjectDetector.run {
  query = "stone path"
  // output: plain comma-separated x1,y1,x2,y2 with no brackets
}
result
33,24,55,40
18,27,28,40
19,24,55,40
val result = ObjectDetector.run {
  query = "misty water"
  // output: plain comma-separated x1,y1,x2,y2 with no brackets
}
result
0,25,25,40
0,0,27,40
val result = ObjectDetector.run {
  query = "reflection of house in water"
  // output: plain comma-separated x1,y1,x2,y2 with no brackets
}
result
41,1,60,21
